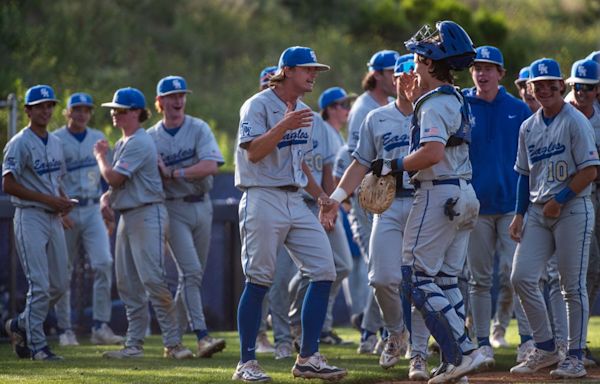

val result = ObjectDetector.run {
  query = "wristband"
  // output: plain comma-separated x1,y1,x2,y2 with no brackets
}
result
330,187,348,203
179,168,185,178
554,186,576,205
393,157,405,174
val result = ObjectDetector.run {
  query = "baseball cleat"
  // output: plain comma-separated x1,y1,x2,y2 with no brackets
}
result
102,345,144,359
490,328,508,348
427,349,486,384
274,341,293,360
90,323,124,345
197,335,226,358
550,356,587,379
5,318,31,359
255,331,275,353
291,352,347,381
320,330,346,345
232,360,271,382
409,355,430,380
164,343,193,359
357,334,378,354
510,347,560,374
516,339,535,363
379,333,402,369
58,330,79,347
32,346,64,361
477,345,495,368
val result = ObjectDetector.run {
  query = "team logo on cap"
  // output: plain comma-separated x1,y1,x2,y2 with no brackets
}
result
310,50,317,62
577,66,587,77
481,47,490,59
173,79,182,89
79,95,86,102
40,88,50,98
538,63,548,74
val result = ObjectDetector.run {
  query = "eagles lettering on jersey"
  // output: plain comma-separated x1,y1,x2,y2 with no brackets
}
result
161,148,196,167
382,132,410,151
277,129,310,149
34,158,62,175
528,142,566,163
65,156,97,172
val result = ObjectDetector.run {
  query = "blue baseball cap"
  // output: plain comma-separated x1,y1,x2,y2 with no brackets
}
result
515,66,531,85
527,58,562,82
156,76,192,97
566,59,600,85
318,87,356,110
67,93,94,109
474,46,504,68
101,87,146,109
24,85,58,106
394,56,415,77
259,66,278,87
367,50,400,71
277,46,330,71
587,51,600,64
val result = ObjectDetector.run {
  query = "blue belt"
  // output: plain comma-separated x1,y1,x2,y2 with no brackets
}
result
166,194,206,203
413,178,470,189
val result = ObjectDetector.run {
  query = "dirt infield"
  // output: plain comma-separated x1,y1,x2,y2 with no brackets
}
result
378,366,600,383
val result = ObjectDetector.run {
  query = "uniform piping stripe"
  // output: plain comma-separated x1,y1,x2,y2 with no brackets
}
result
578,197,591,348
241,192,250,273
411,190,430,266
16,209,36,351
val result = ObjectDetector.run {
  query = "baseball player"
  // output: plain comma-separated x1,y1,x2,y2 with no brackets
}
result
94,87,193,360
3,85,76,361
357,20,485,383
346,49,400,354
233,46,346,382
509,58,599,379
462,46,534,366
52,93,124,347
565,58,600,368
514,67,541,113
148,75,226,358
321,56,415,372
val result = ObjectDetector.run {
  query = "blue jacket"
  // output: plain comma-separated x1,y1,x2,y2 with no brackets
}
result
463,86,532,215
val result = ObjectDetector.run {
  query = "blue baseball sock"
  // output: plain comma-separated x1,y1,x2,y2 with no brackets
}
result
195,329,208,341
237,282,269,363
519,334,533,345
478,337,491,347
535,338,556,352
361,329,376,342
93,320,103,330
568,348,583,360
300,280,332,358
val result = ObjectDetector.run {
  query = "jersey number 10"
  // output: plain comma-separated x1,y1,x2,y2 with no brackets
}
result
546,160,568,182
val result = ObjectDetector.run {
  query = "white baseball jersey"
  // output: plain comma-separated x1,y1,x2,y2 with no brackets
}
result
353,102,412,188
235,88,313,189
110,128,164,210
53,127,107,199
412,92,472,182
347,92,382,152
2,127,66,210
515,103,600,203
148,115,224,198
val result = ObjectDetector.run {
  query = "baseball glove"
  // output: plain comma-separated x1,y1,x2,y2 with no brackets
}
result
358,173,396,214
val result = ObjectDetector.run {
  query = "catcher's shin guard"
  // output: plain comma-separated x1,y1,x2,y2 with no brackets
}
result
411,281,463,366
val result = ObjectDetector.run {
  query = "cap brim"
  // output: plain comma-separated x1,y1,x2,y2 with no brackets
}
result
527,76,563,82
158,90,193,97
68,102,94,108
101,102,132,108
25,98,58,106
296,63,330,71
474,59,503,67
514,78,527,85
566,77,599,85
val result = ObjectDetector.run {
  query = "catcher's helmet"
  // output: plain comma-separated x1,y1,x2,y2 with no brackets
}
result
405,20,475,70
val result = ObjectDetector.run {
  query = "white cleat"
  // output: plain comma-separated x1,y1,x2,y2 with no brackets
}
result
490,329,508,348
232,360,271,382
163,344,193,359
379,333,402,369
255,332,275,353
478,345,495,368
516,339,535,363
90,323,124,345
357,334,378,354
409,354,430,381
291,352,347,381
427,349,486,384
58,329,79,347
550,356,587,379
103,345,144,359
510,347,560,374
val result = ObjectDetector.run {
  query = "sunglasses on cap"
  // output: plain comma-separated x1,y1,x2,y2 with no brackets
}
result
572,83,597,92
111,108,131,115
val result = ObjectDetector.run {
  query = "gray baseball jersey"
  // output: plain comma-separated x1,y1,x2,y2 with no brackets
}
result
303,112,334,190
3,128,66,209
2,127,69,352
52,127,114,329
109,128,164,210
347,92,384,152
323,120,344,154
512,102,600,352
353,101,413,335
235,89,313,189
148,115,224,335
53,127,107,199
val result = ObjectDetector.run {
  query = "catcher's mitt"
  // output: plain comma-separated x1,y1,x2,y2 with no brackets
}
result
358,173,396,214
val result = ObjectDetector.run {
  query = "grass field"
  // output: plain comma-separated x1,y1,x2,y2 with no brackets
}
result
1,318,600,383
